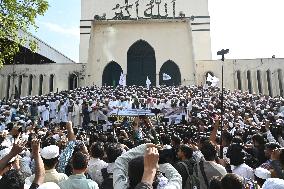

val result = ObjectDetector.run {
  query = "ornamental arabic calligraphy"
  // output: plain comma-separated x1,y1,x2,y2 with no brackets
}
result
95,0,183,20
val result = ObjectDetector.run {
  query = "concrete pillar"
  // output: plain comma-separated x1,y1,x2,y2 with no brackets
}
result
262,71,269,96
21,75,29,97
250,71,257,94
32,75,39,96
3,76,8,100
156,73,159,86
10,75,18,100
242,70,247,92
43,75,49,95
0,75,4,99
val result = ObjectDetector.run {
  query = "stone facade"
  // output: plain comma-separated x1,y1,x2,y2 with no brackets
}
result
0,63,86,100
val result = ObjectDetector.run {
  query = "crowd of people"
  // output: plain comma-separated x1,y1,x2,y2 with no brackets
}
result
0,85,284,189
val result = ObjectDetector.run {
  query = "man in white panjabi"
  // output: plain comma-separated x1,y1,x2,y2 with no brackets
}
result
72,101,81,127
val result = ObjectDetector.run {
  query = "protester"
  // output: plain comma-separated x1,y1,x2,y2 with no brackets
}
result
0,85,283,189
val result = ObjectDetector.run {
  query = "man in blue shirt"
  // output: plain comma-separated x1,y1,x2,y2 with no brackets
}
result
58,152,99,189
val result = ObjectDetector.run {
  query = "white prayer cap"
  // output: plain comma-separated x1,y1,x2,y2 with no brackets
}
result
37,182,60,189
52,134,60,141
41,145,59,159
21,134,29,142
254,167,271,179
18,120,25,124
262,178,284,189
38,131,46,136
0,147,15,162
26,120,32,125
14,117,20,121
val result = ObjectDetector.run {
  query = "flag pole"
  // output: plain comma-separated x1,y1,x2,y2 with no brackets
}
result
217,49,229,159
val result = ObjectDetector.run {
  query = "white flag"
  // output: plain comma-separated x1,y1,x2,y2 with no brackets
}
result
206,74,219,87
122,74,126,87
163,73,172,81
146,76,151,89
119,72,124,86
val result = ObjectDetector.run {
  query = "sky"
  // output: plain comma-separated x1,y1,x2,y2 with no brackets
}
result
33,0,284,62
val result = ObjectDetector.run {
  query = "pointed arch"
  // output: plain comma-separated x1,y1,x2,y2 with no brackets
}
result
237,70,242,90
266,70,272,97
127,40,156,86
49,74,55,92
257,70,262,94
278,69,283,97
69,73,78,90
39,74,43,96
159,60,181,86
6,75,11,99
18,75,23,97
247,70,252,93
102,61,123,86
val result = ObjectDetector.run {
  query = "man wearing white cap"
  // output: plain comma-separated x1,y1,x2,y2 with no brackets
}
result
26,145,68,185
262,178,284,189
254,167,271,188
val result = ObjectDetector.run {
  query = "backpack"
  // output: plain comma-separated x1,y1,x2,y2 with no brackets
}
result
179,158,200,189
101,167,113,189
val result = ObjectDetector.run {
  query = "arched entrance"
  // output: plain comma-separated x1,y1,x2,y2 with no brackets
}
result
159,60,181,86
69,74,78,90
127,40,156,86
102,61,123,86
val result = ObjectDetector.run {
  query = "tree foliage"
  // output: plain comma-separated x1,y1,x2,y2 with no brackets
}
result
0,0,49,68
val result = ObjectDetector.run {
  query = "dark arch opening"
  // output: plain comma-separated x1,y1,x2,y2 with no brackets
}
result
6,75,11,99
247,70,252,93
102,61,123,86
127,40,156,86
69,74,78,90
28,75,33,96
257,70,262,94
278,69,283,97
205,71,215,85
18,75,23,97
159,60,181,86
266,70,273,97
50,74,54,92
39,74,43,96
237,70,242,90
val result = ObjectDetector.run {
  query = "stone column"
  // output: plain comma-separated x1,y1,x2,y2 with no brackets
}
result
43,75,49,95
10,75,18,100
242,70,248,92
262,71,269,96
0,75,5,100
156,73,159,86
32,75,39,96
251,71,257,94
21,75,29,97
2,76,8,100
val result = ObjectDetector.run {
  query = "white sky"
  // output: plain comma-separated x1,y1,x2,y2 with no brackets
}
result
209,0,284,60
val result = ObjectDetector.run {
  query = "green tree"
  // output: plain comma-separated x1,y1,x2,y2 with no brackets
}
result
0,0,49,68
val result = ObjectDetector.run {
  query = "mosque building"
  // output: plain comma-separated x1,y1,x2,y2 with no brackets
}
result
0,0,283,99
